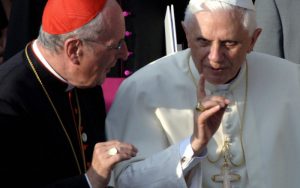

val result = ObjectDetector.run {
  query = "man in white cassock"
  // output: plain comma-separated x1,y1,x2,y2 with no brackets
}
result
106,0,300,187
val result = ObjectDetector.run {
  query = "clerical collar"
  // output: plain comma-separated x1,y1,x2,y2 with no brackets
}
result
188,56,246,93
32,40,74,91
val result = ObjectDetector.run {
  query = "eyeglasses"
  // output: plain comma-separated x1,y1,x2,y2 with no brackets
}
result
85,38,125,51
105,38,125,50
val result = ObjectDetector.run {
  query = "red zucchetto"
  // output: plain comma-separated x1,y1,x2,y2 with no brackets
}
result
42,0,107,34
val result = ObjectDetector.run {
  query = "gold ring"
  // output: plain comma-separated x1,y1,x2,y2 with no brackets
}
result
108,147,118,156
195,102,205,112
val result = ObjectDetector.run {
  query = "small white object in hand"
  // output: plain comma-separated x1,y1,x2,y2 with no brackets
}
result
108,147,118,156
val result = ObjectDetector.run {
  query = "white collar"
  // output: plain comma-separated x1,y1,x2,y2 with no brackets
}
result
32,40,75,91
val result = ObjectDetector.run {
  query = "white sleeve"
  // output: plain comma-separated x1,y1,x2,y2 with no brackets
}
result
180,136,207,176
106,79,204,188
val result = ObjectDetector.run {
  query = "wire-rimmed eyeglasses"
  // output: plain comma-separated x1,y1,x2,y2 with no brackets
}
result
84,38,125,51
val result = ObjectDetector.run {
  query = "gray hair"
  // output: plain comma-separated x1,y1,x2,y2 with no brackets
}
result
183,0,257,36
37,9,106,53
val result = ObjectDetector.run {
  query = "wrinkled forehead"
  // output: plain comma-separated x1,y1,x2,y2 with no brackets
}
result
187,9,247,37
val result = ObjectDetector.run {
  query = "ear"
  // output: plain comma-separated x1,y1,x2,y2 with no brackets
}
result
64,38,82,64
181,21,187,34
247,28,262,53
181,21,191,48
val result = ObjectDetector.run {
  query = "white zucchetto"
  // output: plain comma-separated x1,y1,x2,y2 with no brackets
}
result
188,0,255,12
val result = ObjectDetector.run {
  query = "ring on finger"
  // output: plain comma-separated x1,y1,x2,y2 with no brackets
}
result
195,102,205,112
108,147,118,156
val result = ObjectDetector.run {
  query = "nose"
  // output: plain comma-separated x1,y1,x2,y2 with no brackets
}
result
208,43,224,62
118,41,129,61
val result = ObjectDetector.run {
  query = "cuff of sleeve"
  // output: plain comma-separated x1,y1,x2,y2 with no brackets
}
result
180,136,207,158
179,136,207,175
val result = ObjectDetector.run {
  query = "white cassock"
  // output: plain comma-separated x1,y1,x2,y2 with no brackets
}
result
106,49,300,188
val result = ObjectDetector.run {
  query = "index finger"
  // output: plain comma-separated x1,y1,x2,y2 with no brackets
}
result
197,75,206,100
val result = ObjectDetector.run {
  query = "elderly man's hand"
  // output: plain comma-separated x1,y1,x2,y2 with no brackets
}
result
86,140,138,187
191,75,230,156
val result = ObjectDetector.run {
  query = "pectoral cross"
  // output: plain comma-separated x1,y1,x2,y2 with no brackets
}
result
211,139,241,188
212,161,240,188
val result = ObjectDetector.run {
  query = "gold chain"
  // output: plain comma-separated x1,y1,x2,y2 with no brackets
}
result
74,91,87,169
25,43,85,174
188,60,248,167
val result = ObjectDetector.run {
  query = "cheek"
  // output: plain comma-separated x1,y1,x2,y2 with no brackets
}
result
91,52,107,69
226,48,245,63
96,55,116,76
98,59,112,73
99,52,114,65
231,53,246,68
191,47,207,60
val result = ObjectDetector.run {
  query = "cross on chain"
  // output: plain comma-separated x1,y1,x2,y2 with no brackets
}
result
211,139,241,188
212,161,240,188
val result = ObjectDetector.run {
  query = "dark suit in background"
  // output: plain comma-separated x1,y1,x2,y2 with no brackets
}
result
254,0,300,64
